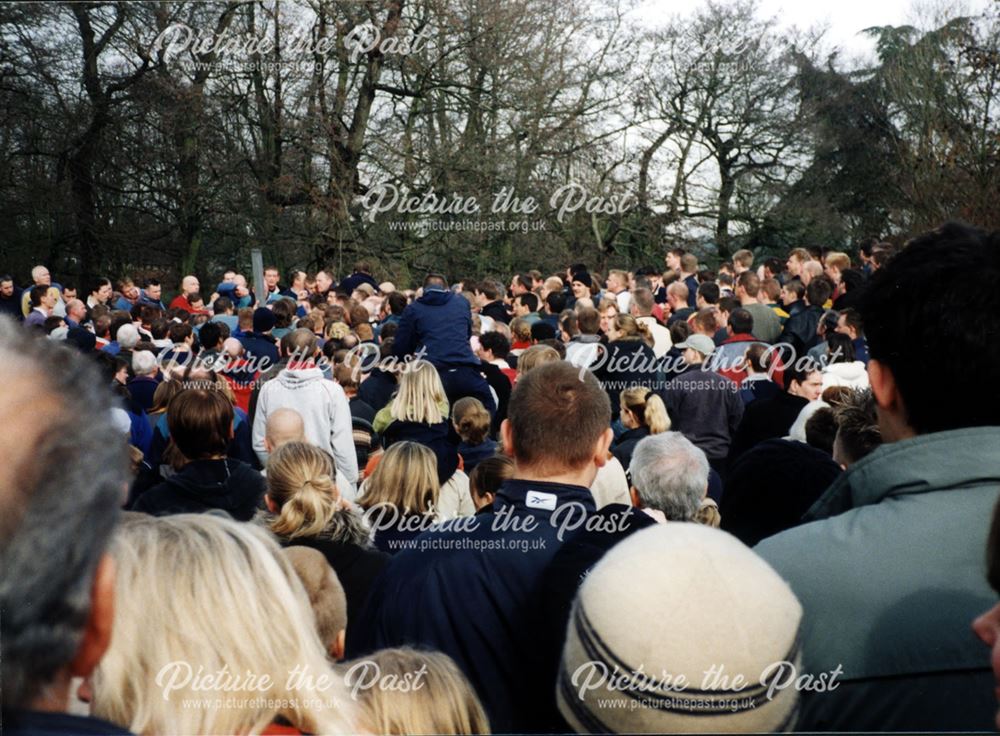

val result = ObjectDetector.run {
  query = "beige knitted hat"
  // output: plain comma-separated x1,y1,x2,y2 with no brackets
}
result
557,523,803,733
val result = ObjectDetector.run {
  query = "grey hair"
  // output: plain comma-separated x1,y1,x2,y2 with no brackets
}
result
629,432,709,521
0,316,129,706
132,349,157,376
117,323,140,349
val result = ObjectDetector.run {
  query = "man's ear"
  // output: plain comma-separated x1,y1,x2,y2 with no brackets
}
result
500,419,514,457
868,359,895,411
593,427,613,468
264,494,278,514
629,486,641,509
330,630,346,662
69,553,115,680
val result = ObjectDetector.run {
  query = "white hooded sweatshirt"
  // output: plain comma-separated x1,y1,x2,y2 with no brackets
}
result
252,367,360,498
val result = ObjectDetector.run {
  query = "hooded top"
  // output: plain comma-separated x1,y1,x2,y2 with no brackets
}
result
755,427,1000,731
131,458,265,521
821,359,870,390
392,288,477,366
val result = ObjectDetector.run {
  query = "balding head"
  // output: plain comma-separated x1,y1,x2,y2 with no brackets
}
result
284,328,318,361
265,408,306,454
180,275,199,296
31,265,51,286
222,337,244,359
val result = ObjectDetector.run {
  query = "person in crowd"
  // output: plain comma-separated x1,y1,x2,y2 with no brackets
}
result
756,223,1000,730
833,267,866,311
628,431,717,525
728,359,823,463
665,281,694,325
468,454,515,514
761,276,789,323
348,361,619,732
340,260,379,294
132,387,265,519
238,306,280,367
629,286,671,358
679,253,700,307
564,306,602,367
88,513,351,734
541,290,565,330
778,277,833,356
475,280,511,324
660,334,743,485
709,307,762,380
333,362,376,425
568,271,593,308
610,387,671,473
0,317,132,736
477,331,517,383
453,396,498,473
126,349,161,412
605,269,631,313
350,648,489,735
393,273,496,414
511,291,540,326
1,274,23,320
166,274,200,312
835,306,869,364
592,314,658,423
64,297,87,328
20,265,66,318
281,546,348,659
24,284,56,328
557,524,802,732
735,271,781,343
738,343,783,405
732,248,754,274
263,406,307,453
357,441,443,553
86,277,113,310
516,343,560,377
830,388,882,468
252,328,359,496
373,361,471,513
136,278,164,310
262,441,388,627
820,332,869,390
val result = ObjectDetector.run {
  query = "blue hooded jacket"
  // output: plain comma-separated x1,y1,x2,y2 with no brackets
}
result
392,287,477,367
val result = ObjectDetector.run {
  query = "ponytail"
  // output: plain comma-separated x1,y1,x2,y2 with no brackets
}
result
643,393,670,434
266,442,340,539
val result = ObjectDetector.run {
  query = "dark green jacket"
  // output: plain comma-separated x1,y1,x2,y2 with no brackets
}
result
756,427,1000,731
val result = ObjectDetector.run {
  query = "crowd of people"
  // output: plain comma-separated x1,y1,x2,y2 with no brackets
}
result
2,224,1000,734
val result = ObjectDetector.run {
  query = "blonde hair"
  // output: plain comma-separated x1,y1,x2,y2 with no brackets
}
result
453,397,491,445
359,441,439,515
267,442,340,539
391,360,446,425
612,314,653,347
351,647,489,735
517,344,560,374
619,387,670,434
91,514,352,735
825,251,850,270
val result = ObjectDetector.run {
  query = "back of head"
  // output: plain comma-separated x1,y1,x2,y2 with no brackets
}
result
619,387,670,434
166,388,234,460
453,396,491,445
0,318,128,708
92,513,347,734
631,287,654,315
576,306,600,335
266,407,307,450
281,546,347,651
629,432,707,520
507,361,610,473
558,523,802,733
680,252,698,273
518,344,560,374
860,222,1000,433
351,647,489,735
805,276,833,307
360,441,439,515
393,360,446,425
832,388,882,466
285,327,318,361
267,441,339,538
469,454,515,500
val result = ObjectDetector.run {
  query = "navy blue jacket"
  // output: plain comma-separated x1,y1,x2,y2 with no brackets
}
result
349,479,630,732
340,271,379,293
393,288,477,367
238,331,279,369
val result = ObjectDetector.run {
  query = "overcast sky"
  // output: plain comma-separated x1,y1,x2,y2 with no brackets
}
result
633,0,994,68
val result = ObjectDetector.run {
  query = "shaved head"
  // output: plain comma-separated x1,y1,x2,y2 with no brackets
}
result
265,408,306,454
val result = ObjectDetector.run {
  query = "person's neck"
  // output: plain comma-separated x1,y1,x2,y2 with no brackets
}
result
513,465,596,489
26,672,71,714
740,295,758,305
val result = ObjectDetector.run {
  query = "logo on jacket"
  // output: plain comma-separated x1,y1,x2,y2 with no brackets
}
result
525,491,557,511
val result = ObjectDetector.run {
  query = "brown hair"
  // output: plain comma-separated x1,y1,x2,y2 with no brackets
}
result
469,455,514,500
167,388,233,460
507,361,610,472
281,546,347,650
737,271,761,297
453,397,491,445
576,307,600,335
